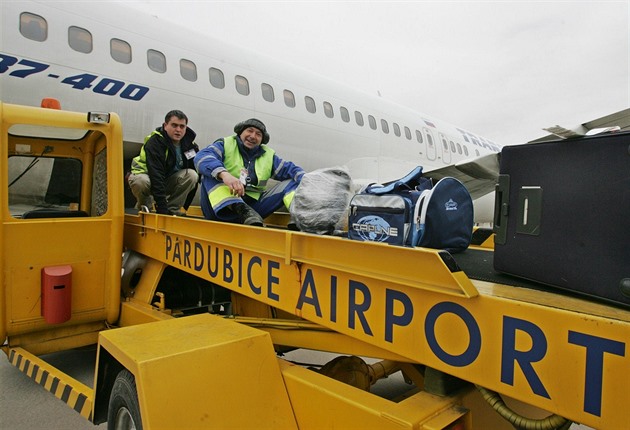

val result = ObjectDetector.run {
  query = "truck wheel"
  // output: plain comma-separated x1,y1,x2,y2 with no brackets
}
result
108,369,142,430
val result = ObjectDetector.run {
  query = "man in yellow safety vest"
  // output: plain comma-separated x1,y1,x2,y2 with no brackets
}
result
194,118,304,225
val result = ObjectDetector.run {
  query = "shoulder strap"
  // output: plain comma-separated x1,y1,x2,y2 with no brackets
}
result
365,166,424,195
418,188,432,225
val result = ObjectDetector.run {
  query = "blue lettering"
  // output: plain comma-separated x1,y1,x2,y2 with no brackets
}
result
349,281,373,336
501,316,549,398
296,269,322,317
223,249,233,283
385,289,413,343
172,240,182,265
165,235,172,260
0,54,18,73
120,84,150,101
267,260,280,301
11,58,49,78
425,302,481,367
247,256,262,294
568,331,625,416
93,78,124,96
183,240,191,268
0,54,149,100
194,242,204,271
207,245,218,277
330,276,337,323
238,252,243,288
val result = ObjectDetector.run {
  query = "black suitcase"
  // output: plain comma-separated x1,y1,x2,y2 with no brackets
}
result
493,132,630,307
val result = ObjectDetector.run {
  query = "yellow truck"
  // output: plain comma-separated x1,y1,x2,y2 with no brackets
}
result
2,102,628,429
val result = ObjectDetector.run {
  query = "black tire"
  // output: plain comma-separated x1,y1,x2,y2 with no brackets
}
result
107,369,143,430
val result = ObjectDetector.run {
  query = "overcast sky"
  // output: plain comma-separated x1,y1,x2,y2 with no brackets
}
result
125,1,629,145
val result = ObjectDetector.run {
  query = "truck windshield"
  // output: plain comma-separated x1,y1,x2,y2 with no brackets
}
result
8,155,82,218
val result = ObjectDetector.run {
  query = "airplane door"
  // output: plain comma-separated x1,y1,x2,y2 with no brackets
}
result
439,133,451,164
423,128,437,161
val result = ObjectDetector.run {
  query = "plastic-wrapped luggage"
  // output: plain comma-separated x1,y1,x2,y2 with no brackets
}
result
290,166,354,235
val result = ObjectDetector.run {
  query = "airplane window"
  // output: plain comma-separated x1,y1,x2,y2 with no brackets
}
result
368,115,377,130
261,83,274,102
450,141,456,153
416,130,423,143
68,26,92,53
475,149,480,157
426,133,434,147
180,59,197,82
20,13,47,42
355,111,364,127
305,96,316,113
235,75,250,95
442,137,449,152
456,143,463,155
209,68,225,89
111,38,132,64
283,90,296,108
147,49,166,73
393,123,401,137
323,102,334,118
340,107,350,123
404,127,412,140
381,119,390,134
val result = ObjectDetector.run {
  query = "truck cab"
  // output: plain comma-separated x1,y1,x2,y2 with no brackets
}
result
1,102,123,353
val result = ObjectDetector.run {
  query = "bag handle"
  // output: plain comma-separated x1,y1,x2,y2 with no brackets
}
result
413,188,432,243
365,166,424,195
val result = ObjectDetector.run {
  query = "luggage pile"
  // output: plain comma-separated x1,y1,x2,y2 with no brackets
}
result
347,166,473,253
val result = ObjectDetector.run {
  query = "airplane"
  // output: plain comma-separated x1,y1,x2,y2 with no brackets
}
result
3,1,625,225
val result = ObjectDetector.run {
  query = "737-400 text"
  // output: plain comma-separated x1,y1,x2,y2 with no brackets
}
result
0,53,149,101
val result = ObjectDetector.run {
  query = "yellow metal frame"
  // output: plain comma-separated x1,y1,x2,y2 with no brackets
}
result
98,313,298,429
279,359,470,429
124,213,630,429
124,213,478,298
0,102,124,350
7,347,94,420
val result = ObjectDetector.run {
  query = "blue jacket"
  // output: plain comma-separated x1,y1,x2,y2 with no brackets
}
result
195,135,304,198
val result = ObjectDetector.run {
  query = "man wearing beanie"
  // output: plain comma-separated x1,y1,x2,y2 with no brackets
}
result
194,118,304,225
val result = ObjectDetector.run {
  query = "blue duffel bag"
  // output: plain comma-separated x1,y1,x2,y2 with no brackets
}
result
411,177,473,253
348,167,473,252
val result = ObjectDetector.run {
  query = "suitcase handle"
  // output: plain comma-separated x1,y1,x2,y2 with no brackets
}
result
493,174,510,245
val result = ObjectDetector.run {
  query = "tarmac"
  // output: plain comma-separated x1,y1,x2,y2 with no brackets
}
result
0,346,105,429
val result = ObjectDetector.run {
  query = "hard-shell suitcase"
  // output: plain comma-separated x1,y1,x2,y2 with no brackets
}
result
493,132,630,307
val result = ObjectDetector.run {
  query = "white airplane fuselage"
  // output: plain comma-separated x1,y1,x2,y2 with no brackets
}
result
0,0,501,222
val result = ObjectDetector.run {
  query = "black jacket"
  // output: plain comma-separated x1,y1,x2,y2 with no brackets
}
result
133,126,198,211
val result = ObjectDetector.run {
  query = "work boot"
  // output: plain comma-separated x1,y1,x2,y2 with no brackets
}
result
232,203,263,226
170,209,187,217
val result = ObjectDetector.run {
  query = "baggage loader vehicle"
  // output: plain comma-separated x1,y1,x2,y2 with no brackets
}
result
2,102,629,429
